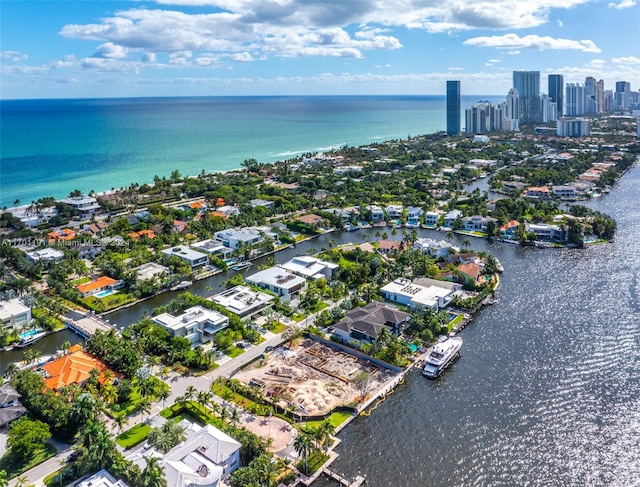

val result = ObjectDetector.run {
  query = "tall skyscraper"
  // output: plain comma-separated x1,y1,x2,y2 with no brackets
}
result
513,71,541,123
446,81,461,136
596,80,605,113
615,81,631,110
505,88,519,120
566,83,585,116
584,77,597,115
548,74,564,117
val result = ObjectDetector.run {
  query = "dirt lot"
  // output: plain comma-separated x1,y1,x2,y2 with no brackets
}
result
234,338,396,416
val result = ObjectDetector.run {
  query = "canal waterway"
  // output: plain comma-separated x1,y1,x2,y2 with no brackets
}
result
314,165,640,486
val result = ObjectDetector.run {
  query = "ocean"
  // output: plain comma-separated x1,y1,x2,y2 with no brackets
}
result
0,95,503,208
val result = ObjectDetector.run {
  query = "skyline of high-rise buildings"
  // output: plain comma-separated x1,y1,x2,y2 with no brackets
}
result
450,71,637,136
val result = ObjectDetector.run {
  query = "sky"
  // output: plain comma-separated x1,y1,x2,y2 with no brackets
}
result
1,0,639,99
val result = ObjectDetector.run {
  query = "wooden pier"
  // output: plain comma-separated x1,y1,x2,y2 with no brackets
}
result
323,468,365,487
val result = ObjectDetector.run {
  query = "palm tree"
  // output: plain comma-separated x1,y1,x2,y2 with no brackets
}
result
462,238,471,249
141,456,167,487
138,377,156,399
158,388,170,409
139,398,152,423
60,340,71,355
114,413,127,434
0,470,8,487
230,408,241,427
446,230,454,242
13,199,20,208
293,430,316,475
315,418,336,454
13,476,29,487
100,383,119,406
197,391,211,415
184,385,197,404
208,398,221,417
73,393,97,424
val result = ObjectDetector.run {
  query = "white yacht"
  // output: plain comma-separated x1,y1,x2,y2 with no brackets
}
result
422,336,463,379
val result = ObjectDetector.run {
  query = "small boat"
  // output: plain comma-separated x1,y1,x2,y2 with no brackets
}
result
495,259,504,273
422,336,463,379
171,280,193,290
232,262,253,271
15,331,48,349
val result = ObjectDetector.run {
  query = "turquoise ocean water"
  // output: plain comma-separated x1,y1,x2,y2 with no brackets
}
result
0,95,502,207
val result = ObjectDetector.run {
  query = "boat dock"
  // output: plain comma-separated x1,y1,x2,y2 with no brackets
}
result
66,312,116,338
323,469,365,486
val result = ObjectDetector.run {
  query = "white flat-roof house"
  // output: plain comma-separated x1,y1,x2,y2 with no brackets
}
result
525,223,568,242
191,239,233,259
385,205,404,219
151,306,229,345
25,247,65,265
8,206,58,228
366,205,385,222
380,278,456,311
0,298,32,331
77,470,129,487
444,210,463,227
406,206,423,225
58,196,102,219
278,256,339,281
552,185,578,200
245,267,306,301
250,199,275,211
413,238,454,258
162,246,209,268
213,229,263,250
424,211,440,227
209,285,274,318
461,215,497,232
215,205,241,218
134,262,170,282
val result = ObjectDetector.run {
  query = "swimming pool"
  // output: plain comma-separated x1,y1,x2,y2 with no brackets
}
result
448,313,458,322
95,290,116,299
19,328,43,339
408,343,419,353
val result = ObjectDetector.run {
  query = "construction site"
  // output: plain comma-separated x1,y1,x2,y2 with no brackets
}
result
234,338,398,416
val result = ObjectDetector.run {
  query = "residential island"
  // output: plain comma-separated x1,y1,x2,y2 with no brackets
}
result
1,118,638,487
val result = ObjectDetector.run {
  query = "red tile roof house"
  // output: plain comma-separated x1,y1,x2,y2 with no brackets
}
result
76,276,124,298
377,240,403,254
41,347,121,391
295,214,325,226
458,262,483,284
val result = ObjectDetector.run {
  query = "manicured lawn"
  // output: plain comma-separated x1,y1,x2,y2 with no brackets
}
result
448,314,465,331
271,322,287,334
115,423,150,449
296,451,329,476
81,292,137,312
225,346,244,358
71,276,91,286
0,442,57,479
210,380,271,416
303,411,352,430
291,313,305,322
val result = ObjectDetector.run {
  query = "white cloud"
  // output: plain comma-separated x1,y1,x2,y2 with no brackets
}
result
464,33,601,53
585,59,605,67
0,50,28,62
448,67,465,70
54,0,592,71
142,53,157,63
612,56,640,64
231,51,254,62
506,50,520,55
608,0,636,9
488,59,502,63
557,20,563,27
94,43,128,59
